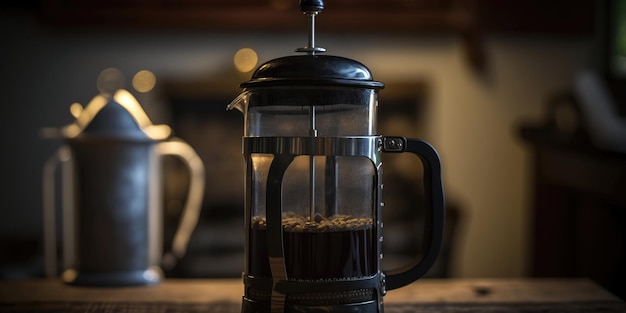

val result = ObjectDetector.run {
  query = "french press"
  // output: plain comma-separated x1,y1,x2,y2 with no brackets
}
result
43,89,205,286
228,1,444,312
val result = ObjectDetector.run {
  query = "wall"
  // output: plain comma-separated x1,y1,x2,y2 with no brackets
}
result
0,12,592,277
349,34,592,277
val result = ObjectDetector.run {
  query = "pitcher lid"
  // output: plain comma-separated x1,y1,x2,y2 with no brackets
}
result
61,89,171,141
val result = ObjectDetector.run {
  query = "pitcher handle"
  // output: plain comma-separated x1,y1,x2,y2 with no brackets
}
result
157,139,205,269
42,146,73,278
382,137,445,290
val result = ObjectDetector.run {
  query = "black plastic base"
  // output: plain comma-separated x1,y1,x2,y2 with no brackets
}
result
61,267,163,286
242,297,380,313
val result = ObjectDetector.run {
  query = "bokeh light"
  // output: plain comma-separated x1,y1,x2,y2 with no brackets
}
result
96,68,125,96
234,48,258,73
132,70,157,93
69,102,83,118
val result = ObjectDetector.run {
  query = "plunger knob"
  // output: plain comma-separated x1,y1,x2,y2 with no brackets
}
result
300,0,324,13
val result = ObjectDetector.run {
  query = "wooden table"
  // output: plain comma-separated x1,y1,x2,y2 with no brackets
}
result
0,278,624,312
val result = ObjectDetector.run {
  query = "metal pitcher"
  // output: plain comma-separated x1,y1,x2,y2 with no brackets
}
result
43,89,205,286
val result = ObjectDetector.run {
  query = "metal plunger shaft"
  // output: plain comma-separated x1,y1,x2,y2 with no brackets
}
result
296,0,326,55
298,0,326,220
309,106,317,221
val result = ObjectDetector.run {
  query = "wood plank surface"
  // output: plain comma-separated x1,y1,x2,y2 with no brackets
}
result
0,278,624,313
0,278,621,303
384,278,621,303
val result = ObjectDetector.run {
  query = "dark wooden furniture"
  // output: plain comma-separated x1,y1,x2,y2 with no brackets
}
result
30,0,595,73
520,126,626,301
0,278,624,312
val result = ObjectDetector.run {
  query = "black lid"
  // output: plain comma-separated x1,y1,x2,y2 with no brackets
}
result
240,55,384,89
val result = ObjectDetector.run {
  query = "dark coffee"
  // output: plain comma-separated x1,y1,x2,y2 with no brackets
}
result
249,214,375,280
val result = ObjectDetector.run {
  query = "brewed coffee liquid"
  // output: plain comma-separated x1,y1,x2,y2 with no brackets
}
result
249,214,375,280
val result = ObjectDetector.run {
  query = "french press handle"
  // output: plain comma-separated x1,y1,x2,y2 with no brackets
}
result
381,137,445,290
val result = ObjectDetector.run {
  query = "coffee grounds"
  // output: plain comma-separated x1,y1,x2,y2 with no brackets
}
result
249,212,375,279
251,212,373,232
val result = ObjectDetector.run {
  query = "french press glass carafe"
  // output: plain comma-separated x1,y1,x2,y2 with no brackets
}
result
228,1,445,312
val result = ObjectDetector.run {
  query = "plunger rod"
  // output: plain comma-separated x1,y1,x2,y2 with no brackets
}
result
295,0,326,54
309,105,317,220
307,13,317,54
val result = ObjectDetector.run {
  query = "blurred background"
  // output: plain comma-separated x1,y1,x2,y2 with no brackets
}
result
1,0,625,300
